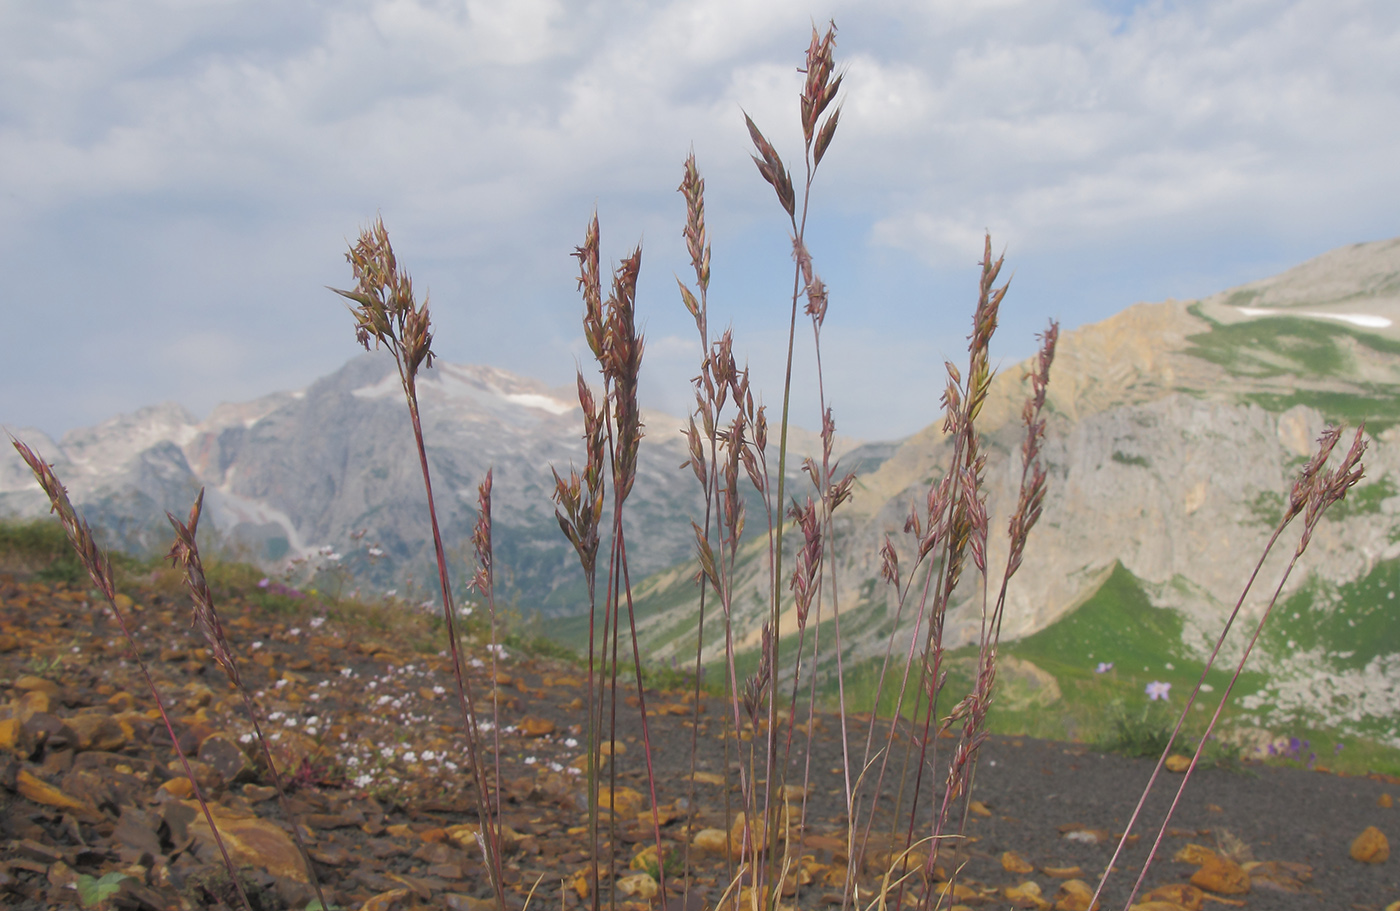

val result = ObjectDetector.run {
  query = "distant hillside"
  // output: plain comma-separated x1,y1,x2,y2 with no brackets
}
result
0,356,878,614
626,236,1400,748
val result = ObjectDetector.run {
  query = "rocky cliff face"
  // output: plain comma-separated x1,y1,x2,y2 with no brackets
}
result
1,354,870,614
626,237,1400,747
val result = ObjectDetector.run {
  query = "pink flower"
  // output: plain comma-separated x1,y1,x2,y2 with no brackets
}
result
1145,681,1171,701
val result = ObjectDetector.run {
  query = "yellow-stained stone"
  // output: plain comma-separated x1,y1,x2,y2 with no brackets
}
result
16,770,101,821
359,887,411,911
570,868,591,900
519,716,556,737
1002,851,1036,874
1164,754,1193,773
106,691,136,712
184,801,308,882
0,632,20,652
615,873,657,900
1351,826,1390,863
1172,844,1216,865
158,777,196,799
598,785,644,819
1004,880,1050,910
1189,855,1249,895
598,739,625,757
689,771,725,785
13,675,60,695
15,690,50,724
1140,883,1203,911
1052,879,1098,911
1041,866,1084,879
968,799,993,817
1381,793,1394,808
67,712,129,752
691,828,731,854
0,717,22,753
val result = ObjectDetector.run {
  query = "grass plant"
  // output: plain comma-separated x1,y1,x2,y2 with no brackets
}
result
2,19,1379,911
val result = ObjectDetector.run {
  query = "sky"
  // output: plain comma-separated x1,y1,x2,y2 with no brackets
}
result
2,0,1398,444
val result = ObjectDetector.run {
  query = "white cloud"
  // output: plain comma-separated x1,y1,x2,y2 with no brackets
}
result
1,0,1397,440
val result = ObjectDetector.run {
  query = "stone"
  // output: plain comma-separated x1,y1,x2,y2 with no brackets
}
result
1140,883,1203,910
13,675,61,695
1351,826,1390,863
1052,879,1098,911
15,769,102,821
1041,866,1083,879
1004,880,1050,910
184,801,310,883
359,887,411,910
112,806,163,862
1002,851,1035,874
198,732,256,785
599,785,644,819
66,712,129,752
0,717,24,754
616,873,658,900
1164,755,1192,773
691,828,731,854
15,690,51,724
1381,793,1394,808
1189,855,1249,895
1171,844,1216,865
519,716,556,737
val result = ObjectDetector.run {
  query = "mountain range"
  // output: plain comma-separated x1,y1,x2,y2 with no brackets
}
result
4,236,1400,749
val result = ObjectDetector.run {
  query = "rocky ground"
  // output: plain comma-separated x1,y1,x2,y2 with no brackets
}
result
1,572,1397,911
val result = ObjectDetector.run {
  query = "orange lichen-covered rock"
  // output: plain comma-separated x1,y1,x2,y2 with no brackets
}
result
1189,854,1249,894
1351,826,1390,863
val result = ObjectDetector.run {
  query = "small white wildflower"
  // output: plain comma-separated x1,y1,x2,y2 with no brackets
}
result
274,679,288,689
380,747,395,760
346,756,360,767
367,547,384,558
444,761,459,772
549,762,563,773
288,627,302,637
340,667,353,678
385,589,397,597
403,751,417,763
252,641,263,650
354,774,373,788
524,756,537,765
564,738,578,748
283,718,297,727
239,733,254,744
268,711,285,721
421,750,435,761
310,616,326,629
432,685,445,695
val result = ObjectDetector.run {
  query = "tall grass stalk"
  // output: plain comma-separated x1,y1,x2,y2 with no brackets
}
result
1090,425,1366,910
8,439,257,911
332,220,508,910
165,489,329,911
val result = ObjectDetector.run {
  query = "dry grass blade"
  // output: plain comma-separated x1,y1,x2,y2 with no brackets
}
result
165,489,329,911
